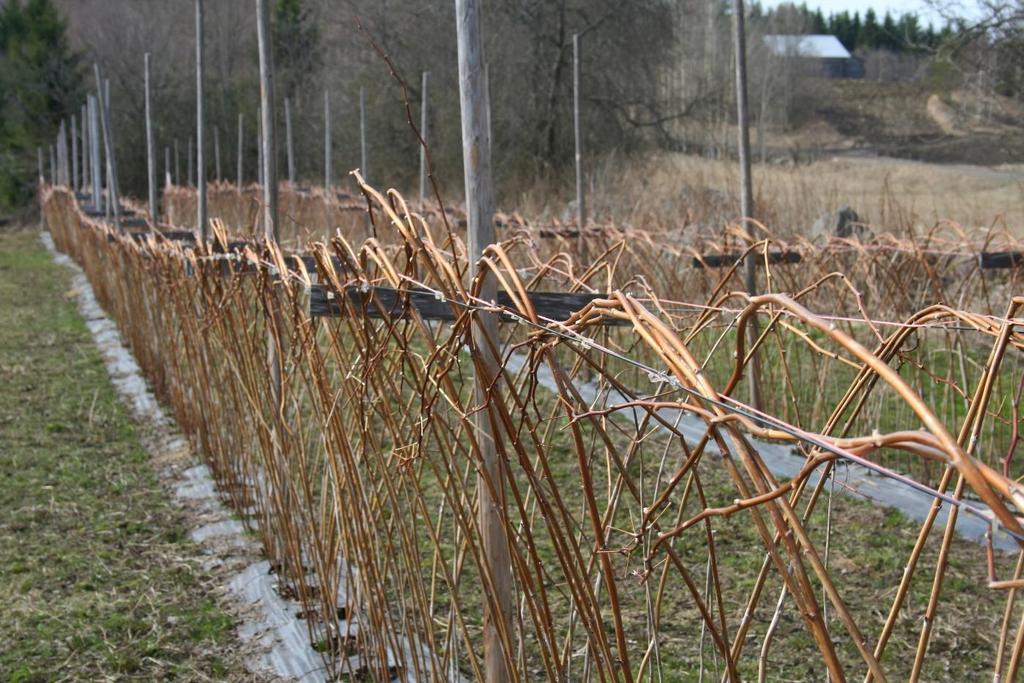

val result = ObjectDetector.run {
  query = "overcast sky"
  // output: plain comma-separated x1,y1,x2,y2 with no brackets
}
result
762,0,983,26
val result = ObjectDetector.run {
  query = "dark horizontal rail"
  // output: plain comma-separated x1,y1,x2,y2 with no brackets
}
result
309,284,626,325
980,252,1024,269
692,251,802,269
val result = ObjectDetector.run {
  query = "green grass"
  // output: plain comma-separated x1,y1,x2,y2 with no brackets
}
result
0,228,248,681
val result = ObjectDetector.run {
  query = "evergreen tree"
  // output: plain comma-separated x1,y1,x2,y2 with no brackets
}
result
860,9,880,49
0,0,81,210
881,12,899,50
811,8,827,34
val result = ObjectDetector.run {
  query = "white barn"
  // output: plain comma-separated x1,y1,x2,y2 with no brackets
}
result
763,34,865,79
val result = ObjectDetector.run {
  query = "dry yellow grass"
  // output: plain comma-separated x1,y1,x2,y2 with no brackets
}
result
517,152,1024,237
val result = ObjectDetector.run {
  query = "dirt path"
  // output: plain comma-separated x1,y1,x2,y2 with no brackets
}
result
0,227,277,682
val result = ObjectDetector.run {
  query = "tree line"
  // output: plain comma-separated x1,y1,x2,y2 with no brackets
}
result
752,2,955,53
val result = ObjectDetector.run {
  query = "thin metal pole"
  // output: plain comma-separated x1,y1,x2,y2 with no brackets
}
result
145,52,158,223
731,0,761,410
323,89,331,190
196,0,207,240
237,113,244,186
188,136,194,187
419,71,429,202
49,145,55,185
359,86,368,183
573,33,585,229
95,66,121,229
285,97,295,184
88,94,101,209
37,147,43,185
454,1,511,681
174,139,180,186
165,147,171,189
71,115,79,191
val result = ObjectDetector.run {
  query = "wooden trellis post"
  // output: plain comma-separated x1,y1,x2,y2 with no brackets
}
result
214,126,221,181
323,89,331,190
573,32,585,229
454,1,512,681
95,66,121,229
145,53,157,223
285,97,295,184
88,94,101,209
257,111,264,189
58,120,67,186
103,79,114,220
731,0,761,410
419,71,429,202
237,113,244,187
81,105,89,192
196,0,207,240
359,86,368,183
71,116,79,191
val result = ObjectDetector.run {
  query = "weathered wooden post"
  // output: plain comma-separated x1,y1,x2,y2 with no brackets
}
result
284,97,295,184
323,89,331,190
731,0,761,410
454,1,512,680
196,0,208,240
419,71,429,202
71,116,79,191
214,126,221,181
237,113,244,187
145,52,158,224
95,65,121,229
88,94,101,209
359,86,368,183
573,33,585,229
49,145,55,185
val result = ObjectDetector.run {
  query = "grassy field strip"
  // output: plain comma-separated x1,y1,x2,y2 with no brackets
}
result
501,350,1020,553
40,230,327,682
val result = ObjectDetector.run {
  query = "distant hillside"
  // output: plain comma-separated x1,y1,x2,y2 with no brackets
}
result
787,79,1024,165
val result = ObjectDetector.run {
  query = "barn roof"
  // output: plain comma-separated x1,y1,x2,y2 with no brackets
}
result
764,34,852,59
